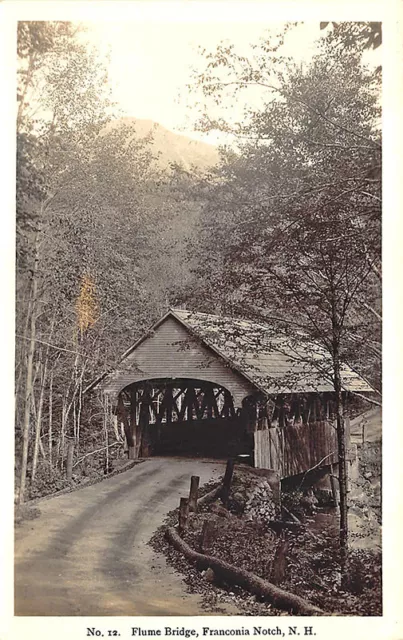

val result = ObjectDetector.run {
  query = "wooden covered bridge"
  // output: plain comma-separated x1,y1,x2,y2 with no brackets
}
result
89,309,371,479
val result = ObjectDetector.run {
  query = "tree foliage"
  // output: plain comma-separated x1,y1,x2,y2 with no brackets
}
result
319,22,382,51
186,24,381,388
182,23,382,576
15,22,203,501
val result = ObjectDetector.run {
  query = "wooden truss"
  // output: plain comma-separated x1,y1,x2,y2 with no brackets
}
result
120,379,236,425
116,379,236,458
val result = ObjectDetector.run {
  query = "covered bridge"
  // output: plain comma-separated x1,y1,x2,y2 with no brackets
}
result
89,309,371,479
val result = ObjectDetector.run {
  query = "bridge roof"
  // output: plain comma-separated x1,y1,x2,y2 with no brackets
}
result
170,309,373,394
87,308,372,397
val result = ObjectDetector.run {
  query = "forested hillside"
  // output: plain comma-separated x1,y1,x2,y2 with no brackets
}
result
15,21,381,504
106,118,219,170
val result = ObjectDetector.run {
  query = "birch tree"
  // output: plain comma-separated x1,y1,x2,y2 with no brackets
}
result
16,21,114,502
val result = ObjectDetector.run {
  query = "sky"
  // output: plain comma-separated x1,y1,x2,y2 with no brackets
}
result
83,21,323,144
82,19,381,145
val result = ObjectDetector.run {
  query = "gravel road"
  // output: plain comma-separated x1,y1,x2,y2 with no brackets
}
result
15,457,240,616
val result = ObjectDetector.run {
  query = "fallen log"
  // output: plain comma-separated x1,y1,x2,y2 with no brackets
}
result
198,484,222,507
165,526,324,616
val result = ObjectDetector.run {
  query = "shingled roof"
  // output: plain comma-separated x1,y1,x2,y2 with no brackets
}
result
88,308,372,396
167,308,372,395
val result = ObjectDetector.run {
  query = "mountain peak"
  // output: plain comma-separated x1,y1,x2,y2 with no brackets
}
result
108,117,219,170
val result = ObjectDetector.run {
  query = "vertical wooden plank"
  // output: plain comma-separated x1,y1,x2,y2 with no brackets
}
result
332,419,338,463
324,420,329,461
330,462,339,510
256,430,261,468
256,429,281,471
345,416,351,451
320,420,324,460
254,430,259,468
283,427,288,477
270,429,278,472
265,430,270,469
300,422,307,476
278,428,284,478
309,419,316,470
268,429,273,469
279,427,284,478
290,424,295,476
294,424,299,476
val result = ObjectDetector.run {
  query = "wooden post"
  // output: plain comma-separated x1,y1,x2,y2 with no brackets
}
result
329,463,339,511
188,475,200,512
270,535,289,585
179,497,190,533
221,458,235,506
66,441,74,482
201,519,216,553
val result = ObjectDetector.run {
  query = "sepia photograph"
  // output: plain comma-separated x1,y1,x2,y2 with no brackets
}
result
9,7,387,623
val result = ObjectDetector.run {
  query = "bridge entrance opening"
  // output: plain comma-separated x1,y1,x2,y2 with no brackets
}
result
117,378,250,459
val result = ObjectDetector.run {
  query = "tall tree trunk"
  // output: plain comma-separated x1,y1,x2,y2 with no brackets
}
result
31,354,49,485
332,343,349,583
31,318,54,485
66,441,74,482
60,395,67,470
19,232,40,504
75,362,86,453
104,397,110,473
48,369,53,471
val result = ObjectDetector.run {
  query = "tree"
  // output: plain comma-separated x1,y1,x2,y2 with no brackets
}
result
16,21,115,502
16,25,200,499
319,22,382,51
185,23,381,580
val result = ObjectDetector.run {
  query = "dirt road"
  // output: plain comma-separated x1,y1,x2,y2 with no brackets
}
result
15,458,240,616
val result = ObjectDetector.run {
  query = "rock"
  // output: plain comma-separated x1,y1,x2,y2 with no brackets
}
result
203,568,216,583
300,491,319,513
211,503,231,519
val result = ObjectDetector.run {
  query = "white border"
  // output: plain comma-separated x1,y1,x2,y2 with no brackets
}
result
1,2,402,639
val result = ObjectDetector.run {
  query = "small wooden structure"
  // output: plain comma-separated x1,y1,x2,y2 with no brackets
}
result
88,309,371,479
